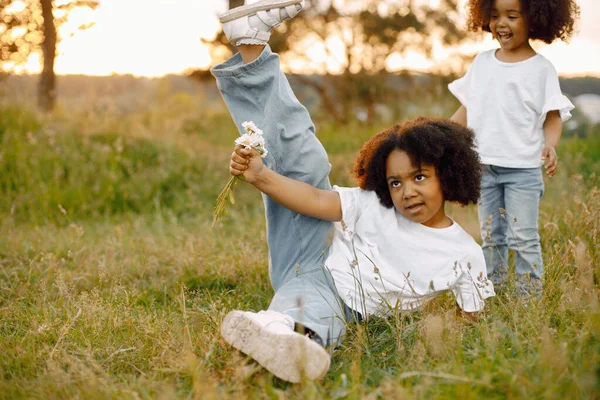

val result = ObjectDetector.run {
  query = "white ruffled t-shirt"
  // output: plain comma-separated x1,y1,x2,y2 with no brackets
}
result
326,187,495,316
449,50,574,168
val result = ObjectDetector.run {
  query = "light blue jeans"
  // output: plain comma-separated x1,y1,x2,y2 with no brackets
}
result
478,165,545,291
211,46,346,347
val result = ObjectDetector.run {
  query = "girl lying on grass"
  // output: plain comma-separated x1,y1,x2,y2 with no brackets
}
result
211,0,495,383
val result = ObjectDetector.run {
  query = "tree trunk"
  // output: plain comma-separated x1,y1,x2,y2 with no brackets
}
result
39,0,56,112
229,0,244,9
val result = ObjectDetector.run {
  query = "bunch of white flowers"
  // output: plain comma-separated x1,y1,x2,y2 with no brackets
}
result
234,121,268,158
213,121,267,227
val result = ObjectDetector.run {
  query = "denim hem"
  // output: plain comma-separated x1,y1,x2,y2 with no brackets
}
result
210,45,272,78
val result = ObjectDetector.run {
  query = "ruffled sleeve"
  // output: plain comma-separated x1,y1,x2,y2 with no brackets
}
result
448,53,480,108
539,62,575,125
451,248,495,313
540,95,574,124
448,73,470,108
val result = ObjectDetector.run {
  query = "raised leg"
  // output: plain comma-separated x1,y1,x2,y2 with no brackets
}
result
212,5,347,383
212,46,345,347
212,45,333,290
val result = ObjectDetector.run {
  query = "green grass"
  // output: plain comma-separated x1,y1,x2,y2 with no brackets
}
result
0,102,599,399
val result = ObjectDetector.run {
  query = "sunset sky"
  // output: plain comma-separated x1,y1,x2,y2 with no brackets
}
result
19,0,600,77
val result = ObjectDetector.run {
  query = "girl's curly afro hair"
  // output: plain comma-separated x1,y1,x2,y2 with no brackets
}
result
467,0,580,44
353,117,481,209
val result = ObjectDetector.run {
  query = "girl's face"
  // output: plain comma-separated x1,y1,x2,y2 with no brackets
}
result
385,149,449,229
489,0,532,56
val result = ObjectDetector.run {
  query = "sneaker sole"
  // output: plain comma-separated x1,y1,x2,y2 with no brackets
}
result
219,0,304,23
221,310,330,383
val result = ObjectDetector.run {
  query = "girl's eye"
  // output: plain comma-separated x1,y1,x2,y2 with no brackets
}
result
391,181,401,188
491,14,498,19
415,175,426,182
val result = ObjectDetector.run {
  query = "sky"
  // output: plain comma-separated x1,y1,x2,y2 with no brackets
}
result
19,0,600,77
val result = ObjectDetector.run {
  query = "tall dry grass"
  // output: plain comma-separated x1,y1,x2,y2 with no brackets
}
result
0,88,598,399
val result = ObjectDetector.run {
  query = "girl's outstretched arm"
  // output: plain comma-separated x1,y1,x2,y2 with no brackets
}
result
451,106,467,127
542,110,562,178
230,146,343,222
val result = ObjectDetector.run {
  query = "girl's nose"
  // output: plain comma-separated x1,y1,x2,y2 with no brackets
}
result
403,184,417,199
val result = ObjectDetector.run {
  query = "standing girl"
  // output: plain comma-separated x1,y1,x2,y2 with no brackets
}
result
449,0,579,294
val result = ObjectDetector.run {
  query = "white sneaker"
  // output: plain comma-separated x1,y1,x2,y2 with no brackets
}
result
220,0,305,46
221,310,331,383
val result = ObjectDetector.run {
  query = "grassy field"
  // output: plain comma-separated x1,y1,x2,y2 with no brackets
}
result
0,95,599,399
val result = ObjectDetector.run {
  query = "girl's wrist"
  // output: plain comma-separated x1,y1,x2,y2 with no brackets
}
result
248,166,269,187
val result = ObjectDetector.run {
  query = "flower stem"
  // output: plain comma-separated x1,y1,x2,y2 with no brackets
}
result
212,176,241,227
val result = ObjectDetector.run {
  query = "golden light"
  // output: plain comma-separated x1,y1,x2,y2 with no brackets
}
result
387,51,434,71
6,0,26,13
10,26,27,39
31,1,221,77
16,0,600,77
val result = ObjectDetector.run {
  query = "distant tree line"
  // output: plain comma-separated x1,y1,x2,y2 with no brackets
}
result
202,0,471,124
199,1,600,124
560,77,600,97
3,0,596,117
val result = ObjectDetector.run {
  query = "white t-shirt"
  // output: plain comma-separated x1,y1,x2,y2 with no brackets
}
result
326,187,495,316
448,50,574,168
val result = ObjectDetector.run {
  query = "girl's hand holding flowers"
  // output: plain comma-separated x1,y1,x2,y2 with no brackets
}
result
212,121,268,227
230,146,263,184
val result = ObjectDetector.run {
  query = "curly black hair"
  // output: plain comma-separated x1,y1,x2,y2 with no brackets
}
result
467,0,579,43
353,117,481,208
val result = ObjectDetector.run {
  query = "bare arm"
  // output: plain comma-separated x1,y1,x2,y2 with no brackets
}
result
451,106,467,126
230,146,342,221
541,110,562,178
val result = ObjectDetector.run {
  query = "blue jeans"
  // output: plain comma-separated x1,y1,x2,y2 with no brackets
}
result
478,165,545,291
211,46,346,346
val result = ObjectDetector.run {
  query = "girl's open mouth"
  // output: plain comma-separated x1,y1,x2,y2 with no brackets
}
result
406,203,424,213
497,32,512,44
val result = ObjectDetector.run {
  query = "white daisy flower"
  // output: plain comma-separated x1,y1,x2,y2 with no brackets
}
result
213,121,269,227
242,121,263,136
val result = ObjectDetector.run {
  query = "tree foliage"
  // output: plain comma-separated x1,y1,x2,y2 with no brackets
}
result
1,0,97,110
1,0,42,74
204,0,470,123
1,0,97,73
